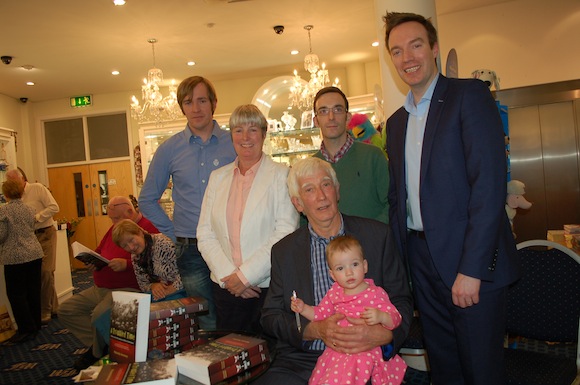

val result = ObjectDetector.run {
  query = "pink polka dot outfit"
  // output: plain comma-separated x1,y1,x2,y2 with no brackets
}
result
309,279,407,385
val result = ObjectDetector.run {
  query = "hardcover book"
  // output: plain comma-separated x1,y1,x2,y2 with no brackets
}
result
208,351,269,384
149,333,199,350
95,358,177,385
110,291,151,363
175,333,268,385
149,314,198,329
149,297,208,320
71,241,110,270
150,323,198,338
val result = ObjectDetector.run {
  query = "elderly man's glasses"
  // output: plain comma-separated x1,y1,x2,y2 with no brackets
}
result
315,106,346,116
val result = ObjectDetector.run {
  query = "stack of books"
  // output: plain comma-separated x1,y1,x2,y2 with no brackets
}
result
175,333,269,385
147,297,207,359
109,292,208,363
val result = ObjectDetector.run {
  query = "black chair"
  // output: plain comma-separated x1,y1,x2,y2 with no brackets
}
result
505,240,580,385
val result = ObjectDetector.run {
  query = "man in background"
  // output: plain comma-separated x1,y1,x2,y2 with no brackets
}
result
139,76,236,330
6,168,59,325
58,196,158,370
312,87,390,224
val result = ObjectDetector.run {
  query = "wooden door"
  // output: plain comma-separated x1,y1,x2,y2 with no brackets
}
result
48,160,133,269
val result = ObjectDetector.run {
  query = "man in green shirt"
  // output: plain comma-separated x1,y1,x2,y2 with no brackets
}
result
312,87,390,224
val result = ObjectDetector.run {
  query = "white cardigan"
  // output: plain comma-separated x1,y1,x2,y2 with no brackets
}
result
197,155,299,288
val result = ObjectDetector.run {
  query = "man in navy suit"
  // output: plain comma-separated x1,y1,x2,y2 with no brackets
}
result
383,11,520,385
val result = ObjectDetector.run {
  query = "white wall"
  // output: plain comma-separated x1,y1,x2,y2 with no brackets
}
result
436,0,580,89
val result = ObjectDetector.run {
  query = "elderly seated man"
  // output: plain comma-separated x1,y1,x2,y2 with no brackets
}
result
256,157,412,384
58,196,158,370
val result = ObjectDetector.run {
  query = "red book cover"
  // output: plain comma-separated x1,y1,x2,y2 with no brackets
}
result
209,351,269,384
149,324,199,340
149,313,197,329
148,333,199,351
175,333,268,385
149,297,208,320
109,291,151,363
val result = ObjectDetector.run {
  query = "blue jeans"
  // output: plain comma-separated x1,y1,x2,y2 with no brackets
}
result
175,241,216,330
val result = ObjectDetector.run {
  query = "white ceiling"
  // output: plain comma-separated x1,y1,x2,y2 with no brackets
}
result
0,0,510,103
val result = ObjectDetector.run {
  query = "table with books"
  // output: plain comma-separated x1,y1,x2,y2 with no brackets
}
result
86,293,270,385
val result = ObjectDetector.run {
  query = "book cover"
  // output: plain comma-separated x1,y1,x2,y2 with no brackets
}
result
175,333,268,385
150,323,198,338
95,358,177,385
208,351,269,384
149,314,197,329
149,297,208,320
110,291,151,363
71,241,110,270
177,362,270,385
148,333,200,351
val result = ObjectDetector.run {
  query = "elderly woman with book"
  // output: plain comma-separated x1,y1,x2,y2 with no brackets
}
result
112,219,186,302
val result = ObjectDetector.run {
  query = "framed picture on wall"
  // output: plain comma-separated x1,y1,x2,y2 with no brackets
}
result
301,110,314,129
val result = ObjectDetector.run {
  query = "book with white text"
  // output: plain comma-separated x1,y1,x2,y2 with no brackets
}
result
110,291,151,363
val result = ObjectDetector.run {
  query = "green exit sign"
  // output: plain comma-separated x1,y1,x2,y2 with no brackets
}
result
70,95,92,107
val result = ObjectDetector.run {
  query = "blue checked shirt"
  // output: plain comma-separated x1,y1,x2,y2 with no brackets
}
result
308,216,345,351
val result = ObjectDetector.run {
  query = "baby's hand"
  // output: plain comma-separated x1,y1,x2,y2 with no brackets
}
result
290,296,305,313
361,307,381,326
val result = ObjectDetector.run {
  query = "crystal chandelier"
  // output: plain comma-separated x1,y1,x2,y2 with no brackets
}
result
290,25,340,111
130,39,182,125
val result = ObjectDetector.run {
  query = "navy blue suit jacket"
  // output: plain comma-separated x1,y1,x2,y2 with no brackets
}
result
386,75,520,291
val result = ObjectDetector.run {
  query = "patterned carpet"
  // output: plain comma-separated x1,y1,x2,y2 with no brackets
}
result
0,269,92,385
0,269,432,385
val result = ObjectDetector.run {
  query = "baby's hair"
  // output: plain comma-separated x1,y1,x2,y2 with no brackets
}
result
326,235,364,265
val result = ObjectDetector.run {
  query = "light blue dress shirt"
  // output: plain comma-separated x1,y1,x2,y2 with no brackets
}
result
404,74,439,231
139,121,236,240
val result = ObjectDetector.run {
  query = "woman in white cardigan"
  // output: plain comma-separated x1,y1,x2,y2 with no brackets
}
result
197,104,299,333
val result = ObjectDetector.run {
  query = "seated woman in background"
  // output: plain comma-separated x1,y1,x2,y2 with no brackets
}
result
112,219,185,302
0,178,44,343
197,104,299,334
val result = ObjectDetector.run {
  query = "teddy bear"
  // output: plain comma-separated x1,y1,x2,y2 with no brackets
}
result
471,69,500,90
505,180,532,238
347,113,386,155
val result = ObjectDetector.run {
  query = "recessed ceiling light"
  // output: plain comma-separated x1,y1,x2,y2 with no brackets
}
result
113,0,126,5
26,82,35,86
187,61,196,66
372,41,379,47
291,50,299,55
112,70,120,75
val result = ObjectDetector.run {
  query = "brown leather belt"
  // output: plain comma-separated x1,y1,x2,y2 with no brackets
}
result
176,237,198,245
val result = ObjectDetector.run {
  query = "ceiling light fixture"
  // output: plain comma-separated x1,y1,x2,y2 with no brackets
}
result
289,25,340,111
113,0,126,5
130,38,182,125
